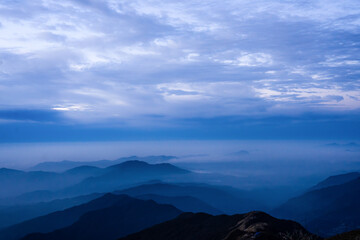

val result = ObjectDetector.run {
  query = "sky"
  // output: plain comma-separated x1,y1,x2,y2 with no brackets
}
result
0,0,360,142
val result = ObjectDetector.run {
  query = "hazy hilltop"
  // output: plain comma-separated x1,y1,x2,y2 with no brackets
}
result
57,160,190,197
309,172,360,191
0,193,102,229
0,159,189,201
29,156,177,172
0,168,81,199
117,182,263,214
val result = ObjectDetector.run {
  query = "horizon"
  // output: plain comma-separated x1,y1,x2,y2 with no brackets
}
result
1,140,359,192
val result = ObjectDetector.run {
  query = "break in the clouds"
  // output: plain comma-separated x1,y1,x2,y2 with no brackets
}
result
0,0,360,131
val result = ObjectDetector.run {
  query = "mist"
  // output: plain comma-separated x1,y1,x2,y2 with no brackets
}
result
1,140,359,189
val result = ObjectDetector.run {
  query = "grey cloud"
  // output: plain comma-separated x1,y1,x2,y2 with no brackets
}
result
325,95,344,103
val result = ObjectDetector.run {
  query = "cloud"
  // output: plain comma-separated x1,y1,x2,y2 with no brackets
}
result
213,52,273,67
0,109,62,122
0,0,359,126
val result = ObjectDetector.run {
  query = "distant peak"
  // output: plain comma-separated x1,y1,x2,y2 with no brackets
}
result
310,171,360,191
105,160,189,174
93,193,132,203
108,160,149,168
122,160,149,165
244,210,268,216
242,211,274,221
0,168,23,173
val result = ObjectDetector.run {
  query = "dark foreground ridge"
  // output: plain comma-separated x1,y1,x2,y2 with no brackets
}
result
120,211,321,240
327,229,360,240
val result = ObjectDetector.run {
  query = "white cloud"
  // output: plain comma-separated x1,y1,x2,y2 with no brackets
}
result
52,104,90,111
321,55,360,67
254,86,360,110
235,52,273,67
212,52,273,67
0,0,359,123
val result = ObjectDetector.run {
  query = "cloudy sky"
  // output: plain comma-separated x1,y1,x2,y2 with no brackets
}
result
0,0,360,142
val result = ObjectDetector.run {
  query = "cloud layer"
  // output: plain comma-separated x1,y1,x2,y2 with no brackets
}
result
0,0,360,126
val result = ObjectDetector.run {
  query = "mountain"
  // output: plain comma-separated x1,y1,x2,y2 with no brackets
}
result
63,166,103,176
309,172,360,191
29,160,109,173
272,176,360,237
21,195,181,240
136,194,222,215
59,161,190,196
0,193,131,240
29,156,176,172
106,160,189,175
0,190,57,206
0,193,101,229
327,229,360,240
120,211,320,240
0,166,104,200
0,160,188,204
117,182,262,214
0,169,68,199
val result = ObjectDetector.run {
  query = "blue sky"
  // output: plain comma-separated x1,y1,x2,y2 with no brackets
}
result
0,0,360,142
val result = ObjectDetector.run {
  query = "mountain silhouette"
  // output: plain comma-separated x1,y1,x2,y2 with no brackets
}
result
309,172,360,191
0,193,135,240
0,160,189,204
29,156,176,172
327,229,360,240
136,194,222,215
58,161,189,196
120,211,320,240
0,167,100,200
63,166,103,176
0,193,101,229
117,182,262,214
105,160,189,175
0,169,64,198
272,175,360,237
21,195,181,240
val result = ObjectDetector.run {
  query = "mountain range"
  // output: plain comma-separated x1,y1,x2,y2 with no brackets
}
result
21,194,181,240
0,193,101,229
117,182,263,214
0,193,121,240
0,159,359,240
309,172,360,191
56,160,190,197
136,194,222,215
29,156,176,172
272,173,360,237
0,160,189,202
